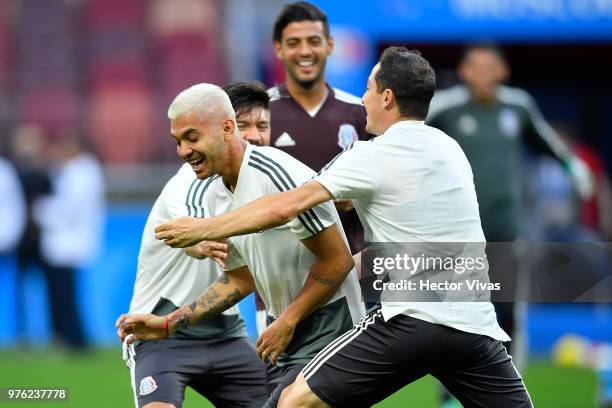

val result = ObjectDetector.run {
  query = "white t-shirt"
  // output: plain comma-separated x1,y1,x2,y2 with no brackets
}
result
129,164,240,317
315,120,509,341
34,154,105,267
0,158,25,253
206,144,364,322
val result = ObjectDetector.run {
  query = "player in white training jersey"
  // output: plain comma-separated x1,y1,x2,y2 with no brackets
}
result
118,83,364,408
119,82,273,408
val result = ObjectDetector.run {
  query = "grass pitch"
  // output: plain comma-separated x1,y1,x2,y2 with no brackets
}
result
0,348,596,407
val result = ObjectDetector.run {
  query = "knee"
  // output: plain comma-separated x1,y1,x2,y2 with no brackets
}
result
142,402,176,408
278,373,328,408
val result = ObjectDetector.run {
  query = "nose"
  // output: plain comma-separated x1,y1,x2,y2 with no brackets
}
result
242,128,262,145
297,41,312,57
177,142,193,160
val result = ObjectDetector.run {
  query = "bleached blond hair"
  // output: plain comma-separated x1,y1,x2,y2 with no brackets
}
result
167,83,235,121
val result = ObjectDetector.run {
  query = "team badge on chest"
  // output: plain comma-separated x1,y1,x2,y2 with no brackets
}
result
458,114,477,135
337,124,358,149
499,108,520,138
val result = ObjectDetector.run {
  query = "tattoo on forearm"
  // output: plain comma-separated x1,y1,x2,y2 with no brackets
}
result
175,314,189,331
227,288,241,304
189,280,244,323
309,271,338,286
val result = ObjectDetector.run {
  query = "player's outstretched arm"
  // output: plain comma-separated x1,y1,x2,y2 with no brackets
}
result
256,225,354,365
116,266,255,344
155,181,333,247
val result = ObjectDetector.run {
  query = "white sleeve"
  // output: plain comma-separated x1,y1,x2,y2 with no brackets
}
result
34,157,105,230
314,141,379,200
289,199,337,240
0,159,26,252
164,174,190,219
256,149,337,240
224,238,247,271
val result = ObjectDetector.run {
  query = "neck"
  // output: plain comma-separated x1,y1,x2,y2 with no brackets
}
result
219,139,247,191
471,89,497,105
379,115,422,135
285,77,328,112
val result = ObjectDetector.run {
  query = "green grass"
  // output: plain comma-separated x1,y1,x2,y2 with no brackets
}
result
0,348,597,407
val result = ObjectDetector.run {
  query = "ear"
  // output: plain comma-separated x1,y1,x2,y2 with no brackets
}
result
498,61,510,83
457,61,468,82
382,89,394,109
326,36,334,56
274,41,283,60
222,118,235,140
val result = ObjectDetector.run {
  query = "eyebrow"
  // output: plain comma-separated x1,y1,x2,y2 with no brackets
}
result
171,128,195,144
286,34,323,42
175,128,196,139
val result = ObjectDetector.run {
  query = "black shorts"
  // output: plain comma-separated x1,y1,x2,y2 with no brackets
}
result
124,336,267,408
264,362,305,408
304,309,533,408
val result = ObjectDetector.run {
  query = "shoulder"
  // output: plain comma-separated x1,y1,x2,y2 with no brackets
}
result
169,166,218,200
428,85,471,119
0,157,13,174
496,85,536,109
159,164,193,199
325,140,371,168
250,146,311,171
67,154,103,175
331,87,363,106
267,85,287,103
249,146,315,180
171,164,198,188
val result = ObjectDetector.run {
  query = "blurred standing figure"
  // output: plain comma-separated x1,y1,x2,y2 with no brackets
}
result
427,43,593,363
556,124,612,241
0,154,26,344
34,129,105,349
0,154,26,269
11,124,53,344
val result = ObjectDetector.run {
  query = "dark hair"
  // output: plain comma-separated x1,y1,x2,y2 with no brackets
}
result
272,1,329,43
461,41,506,63
222,82,270,117
374,47,436,119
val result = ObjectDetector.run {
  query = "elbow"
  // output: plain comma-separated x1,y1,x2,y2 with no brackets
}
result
269,201,297,226
340,253,355,277
333,251,355,281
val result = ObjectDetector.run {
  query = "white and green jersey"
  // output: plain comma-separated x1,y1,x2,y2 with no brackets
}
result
427,84,571,240
315,120,510,342
206,144,364,323
128,164,244,339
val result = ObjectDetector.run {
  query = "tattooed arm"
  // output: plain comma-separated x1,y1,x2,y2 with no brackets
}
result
116,266,255,343
169,266,254,332
256,224,354,364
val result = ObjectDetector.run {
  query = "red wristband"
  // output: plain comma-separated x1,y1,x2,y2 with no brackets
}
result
164,316,169,338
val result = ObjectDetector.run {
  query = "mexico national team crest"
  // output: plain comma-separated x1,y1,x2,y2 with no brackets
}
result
337,124,358,149
140,376,157,396
499,108,520,139
458,114,477,135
